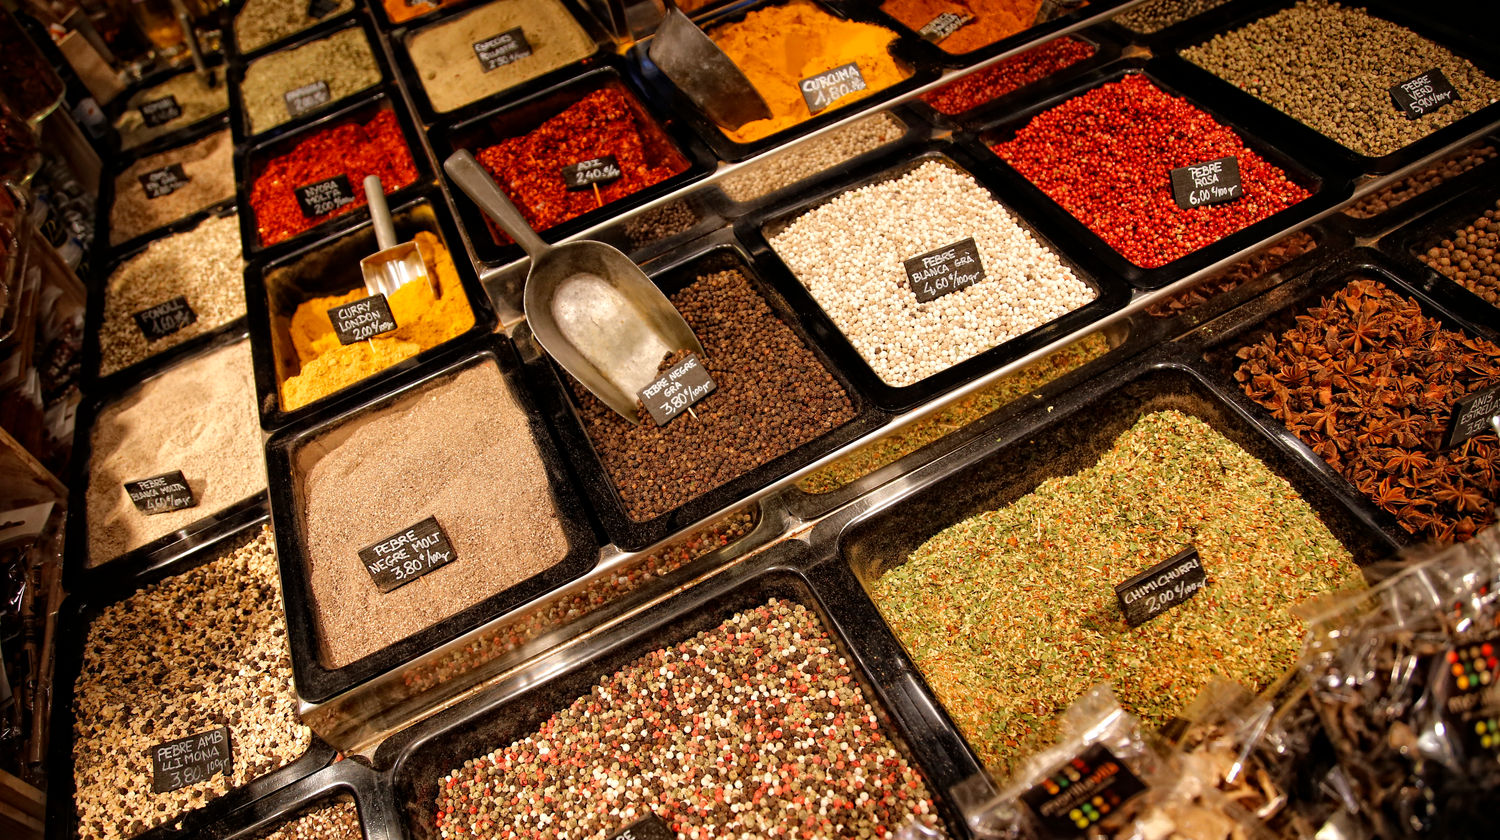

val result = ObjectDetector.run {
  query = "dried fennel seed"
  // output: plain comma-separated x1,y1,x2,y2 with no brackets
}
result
870,409,1362,774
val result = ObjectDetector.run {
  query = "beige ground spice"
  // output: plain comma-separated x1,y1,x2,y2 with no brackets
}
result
114,71,229,151
110,130,234,245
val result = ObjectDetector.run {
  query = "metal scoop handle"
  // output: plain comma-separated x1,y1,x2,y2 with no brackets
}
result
364,175,398,251
443,151,549,259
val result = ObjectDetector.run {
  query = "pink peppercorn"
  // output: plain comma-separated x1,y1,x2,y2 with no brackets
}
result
991,73,1311,269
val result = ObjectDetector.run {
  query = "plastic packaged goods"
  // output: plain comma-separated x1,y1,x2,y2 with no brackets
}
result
707,0,912,143
109,130,234,246
870,409,1363,775
69,526,313,840
405,0,594,114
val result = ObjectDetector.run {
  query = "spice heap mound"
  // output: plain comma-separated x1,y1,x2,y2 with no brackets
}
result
280,231,474,411
433,599,948,839
249,108,418,247
71,527,312,840
255,798,362,840
571,266,856,521
1182,0,1500,158
1233,276,1500,542
1145,229,1316,319
296,362,571,668
381,0,461,25
406,0,594,114
709,0,911,144
1345,142,1496,219
86,339,266,567
881,0,1043,54
235,0,355,54
797,332,1112,494
110,129,234,245
97,213,245,376
114,71,228,150
240,27,381,135
769,158,1096,387
474,86,689,240
719,111,906,202
920,35,1094,115
1114,0,1228,33
992,74,1310,269
870,409,1363,774
1419,197,1500,307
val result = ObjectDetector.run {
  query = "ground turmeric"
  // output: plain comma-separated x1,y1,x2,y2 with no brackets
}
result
710,0,911,143
280,230,475,410
880,0,1045,54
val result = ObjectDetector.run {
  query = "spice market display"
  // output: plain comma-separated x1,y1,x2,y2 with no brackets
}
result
1,1,1499,840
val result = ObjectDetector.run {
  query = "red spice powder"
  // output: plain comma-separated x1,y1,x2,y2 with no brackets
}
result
249,108,419,247
921,35,1094,115
881,0,1044,54
474,86,689,243
992,74,1311,269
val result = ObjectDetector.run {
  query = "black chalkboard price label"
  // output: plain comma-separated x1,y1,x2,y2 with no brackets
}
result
307,0,339,18
1115,547,1207,627
904,237,986,303
358,516,458,593
1019,744,1148,836
139,95,183,128
919,11,972,42
1444,385,1500,449
295,173,358,218
150,726,233,794
638,353,716,426
124,470,198,515
283,80,332,118
1390,69,1461,119
1169,157,1242,210
132,295,198,341
800,62,867,115
327,293,398,345
139,163,192,199
562,155,623,190
606,814,673,840
473,28,533,72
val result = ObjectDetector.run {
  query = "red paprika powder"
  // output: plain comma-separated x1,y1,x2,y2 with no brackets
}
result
248,107,419,247
992,74,1311,269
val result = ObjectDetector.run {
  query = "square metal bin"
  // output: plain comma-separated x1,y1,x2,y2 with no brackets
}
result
747,140,1130,413
234,88,436,261
264,337,601,704
432,61,716,266
519,229,884,551
184,761,398,840
383,562,971,839
47,503,337,840
243,189,497,431
973,56,1348,290
820,356,1403,782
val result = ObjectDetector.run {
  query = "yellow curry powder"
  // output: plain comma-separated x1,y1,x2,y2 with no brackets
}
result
280,231,475,410
710,0,911,143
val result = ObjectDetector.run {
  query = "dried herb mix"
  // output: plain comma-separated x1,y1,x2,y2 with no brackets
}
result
71,527,311,840
870,410,1362,774
571,267,855,521
1182,0,1500,158
992,74,1310,269
240,27,380,135
1233,276,1500,542
235,0,356,55
433,599,948,839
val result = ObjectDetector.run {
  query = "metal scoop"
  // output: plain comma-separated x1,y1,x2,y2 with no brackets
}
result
648,7,771,131
360,175,436,298
444,150,704,425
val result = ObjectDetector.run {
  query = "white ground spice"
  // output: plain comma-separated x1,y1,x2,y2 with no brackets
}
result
768,159,1096,387
86,338,267,567
97,213,245,376
719,111,907,202
71,527,312,840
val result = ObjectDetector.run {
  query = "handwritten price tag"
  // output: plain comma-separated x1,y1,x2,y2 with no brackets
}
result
800,63,867,115
1114,547,1206,627
638,353,715,426
358,517,459,593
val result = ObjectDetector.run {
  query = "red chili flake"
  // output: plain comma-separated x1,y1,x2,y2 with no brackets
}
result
474,85,689,244
921,36,1096,115
248,108,419,247
991,73,1311,269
